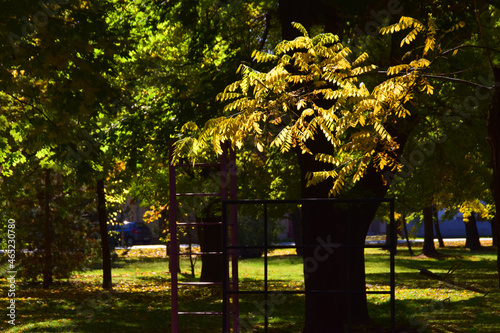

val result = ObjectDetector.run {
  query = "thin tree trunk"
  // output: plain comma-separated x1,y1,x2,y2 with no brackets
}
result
187,226,196,278
160,207,168,255
422,205,440,257
43,169,53,289
465,212,483,251
97,179,112,290
433,206,445,248
402,214,414,256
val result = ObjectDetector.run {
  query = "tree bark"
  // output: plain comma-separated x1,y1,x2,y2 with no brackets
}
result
402,214,414,256
197,159,230,282
487,66,500,287
422,205,440,257
433,206,445,248
198,213,223,282
465,212,483,251
97,179,112,290
290,208,303,256
492,214,498,247
297,132,391,331
279,0,340,40
43,169,53,289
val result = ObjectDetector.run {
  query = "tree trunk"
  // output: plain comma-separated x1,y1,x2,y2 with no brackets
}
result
197,155,232,282
97,179,112,290
487,66,500,287
297,133,390,332
492,214,498,247
402,214,414,256
422,205,440,257
465,212,483,251
290,208,303,256
198,214,223,282
43,169,53,289
433,206,445,248
279,0,340,40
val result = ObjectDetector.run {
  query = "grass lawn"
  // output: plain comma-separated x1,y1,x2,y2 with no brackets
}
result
1,240,499,332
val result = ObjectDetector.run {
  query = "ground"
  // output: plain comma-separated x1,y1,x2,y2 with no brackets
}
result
1,239,499,332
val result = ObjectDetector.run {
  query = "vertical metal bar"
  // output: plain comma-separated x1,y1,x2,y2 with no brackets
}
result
222,201,228,333
390,199,396,333
264,202,269,333
169,142,179,333
220,142,230,331
229,145,239,332
347,202,352,333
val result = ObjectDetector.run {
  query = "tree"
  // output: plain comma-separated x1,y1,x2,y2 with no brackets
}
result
473,1,500,287
0,160,100,283
174,18,436,329
382,0,500,283
0,0,126,289
105,0,281,282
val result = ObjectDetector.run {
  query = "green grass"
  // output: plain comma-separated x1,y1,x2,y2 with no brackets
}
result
1,245,499,332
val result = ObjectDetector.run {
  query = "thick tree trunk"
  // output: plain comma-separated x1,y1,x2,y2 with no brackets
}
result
297,134,390,332
291,208,303,256
492,214,498,247
198,214,223,282
43,169,53,289
97,179,112,290
422,205,440,257
197,153,233,282
279,0,340,40
465,212,483,251
487,66,500,287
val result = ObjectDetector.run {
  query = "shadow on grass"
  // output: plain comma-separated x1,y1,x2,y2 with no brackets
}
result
5,285,169,333
392,293,500,333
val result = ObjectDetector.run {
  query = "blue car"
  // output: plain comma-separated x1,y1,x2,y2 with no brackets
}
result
109,221,152,247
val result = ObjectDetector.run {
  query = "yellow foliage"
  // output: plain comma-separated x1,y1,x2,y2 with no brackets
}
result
175,21,437,196
459,200,494,223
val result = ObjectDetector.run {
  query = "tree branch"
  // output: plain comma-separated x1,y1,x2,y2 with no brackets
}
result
258,13,271,51
441,43,500,57
421,74,493,90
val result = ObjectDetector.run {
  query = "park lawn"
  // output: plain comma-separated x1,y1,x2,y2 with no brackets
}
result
1,243,499,332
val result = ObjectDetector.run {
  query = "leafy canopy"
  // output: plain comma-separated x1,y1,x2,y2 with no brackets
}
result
175,22,434,197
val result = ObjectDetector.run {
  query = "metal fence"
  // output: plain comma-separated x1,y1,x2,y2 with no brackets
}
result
222,198,396,333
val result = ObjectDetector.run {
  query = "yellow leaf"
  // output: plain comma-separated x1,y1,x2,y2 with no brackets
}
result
256,141,264,152
359,115,365,126
181,122,198,132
